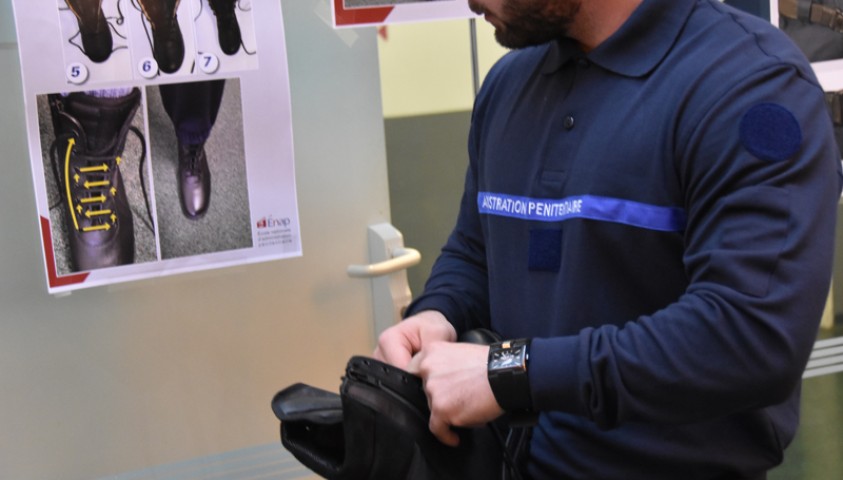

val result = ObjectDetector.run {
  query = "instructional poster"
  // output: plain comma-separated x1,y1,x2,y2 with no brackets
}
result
333,0,477,28
11,0,300,294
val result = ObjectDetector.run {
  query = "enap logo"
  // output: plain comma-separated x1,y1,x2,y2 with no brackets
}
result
256,216,291,229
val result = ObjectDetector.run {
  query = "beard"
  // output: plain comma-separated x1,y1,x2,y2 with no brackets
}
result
470,0,580,49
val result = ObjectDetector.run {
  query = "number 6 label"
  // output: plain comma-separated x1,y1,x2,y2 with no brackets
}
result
138,57,159,79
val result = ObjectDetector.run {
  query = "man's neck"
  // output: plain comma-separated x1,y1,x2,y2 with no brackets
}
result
570,0,644,52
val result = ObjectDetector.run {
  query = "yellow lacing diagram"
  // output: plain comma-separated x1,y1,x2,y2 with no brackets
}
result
63,138,119,233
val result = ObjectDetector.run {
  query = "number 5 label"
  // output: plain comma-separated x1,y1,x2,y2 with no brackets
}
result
65,63,89,85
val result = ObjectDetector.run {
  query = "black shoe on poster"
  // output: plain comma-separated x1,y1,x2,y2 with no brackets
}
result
177,141,211,219
48,90,142,272
209,0,242,55
65,0,113,63
137,0,185,74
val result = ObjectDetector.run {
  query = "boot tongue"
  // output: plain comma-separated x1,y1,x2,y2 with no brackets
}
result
64,91,138,155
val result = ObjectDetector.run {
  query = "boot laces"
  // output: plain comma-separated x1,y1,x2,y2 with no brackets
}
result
48,93,155,238
52,133,120,233
183,144,204,176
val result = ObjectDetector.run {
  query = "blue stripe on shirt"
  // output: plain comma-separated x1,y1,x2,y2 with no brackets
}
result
477,192,687,232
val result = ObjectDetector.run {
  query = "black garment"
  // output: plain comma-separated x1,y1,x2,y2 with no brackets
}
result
159,79,225,146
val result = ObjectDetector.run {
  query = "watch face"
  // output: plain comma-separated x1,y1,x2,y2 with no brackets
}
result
490,345,526,371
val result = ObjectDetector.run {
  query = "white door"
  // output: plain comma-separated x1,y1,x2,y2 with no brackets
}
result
0,1,398,478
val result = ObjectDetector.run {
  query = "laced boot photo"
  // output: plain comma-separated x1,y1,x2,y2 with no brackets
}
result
64,0,113,63
177,141,211,218
208,0,241,55
48,89,142,272
137,0,185,73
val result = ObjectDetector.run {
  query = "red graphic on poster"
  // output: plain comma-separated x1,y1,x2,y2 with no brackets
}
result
334,0,394,26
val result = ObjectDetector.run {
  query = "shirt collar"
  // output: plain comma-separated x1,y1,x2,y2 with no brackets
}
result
541,0,696,77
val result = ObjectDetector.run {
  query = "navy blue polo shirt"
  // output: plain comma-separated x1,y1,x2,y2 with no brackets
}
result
407,0,841,477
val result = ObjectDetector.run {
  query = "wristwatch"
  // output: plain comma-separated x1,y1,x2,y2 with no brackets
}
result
487,339,533,413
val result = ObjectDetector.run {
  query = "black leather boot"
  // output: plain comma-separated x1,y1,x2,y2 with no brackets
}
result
177,141,211,218
137,0,184,73
208,0,242,55
49,89,141,272
65,0,113,63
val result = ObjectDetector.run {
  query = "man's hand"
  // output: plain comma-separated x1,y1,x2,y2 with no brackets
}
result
373,310,456,370
406,342,503,447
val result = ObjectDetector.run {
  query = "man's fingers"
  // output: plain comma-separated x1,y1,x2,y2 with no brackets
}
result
429,413,460,447
406,351,422,374
375,345,412,370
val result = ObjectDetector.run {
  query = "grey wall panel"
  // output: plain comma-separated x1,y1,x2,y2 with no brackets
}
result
385,110,471,296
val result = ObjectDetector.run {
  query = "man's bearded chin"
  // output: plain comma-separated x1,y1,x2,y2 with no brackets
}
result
469,1,575,50
495,19,571,49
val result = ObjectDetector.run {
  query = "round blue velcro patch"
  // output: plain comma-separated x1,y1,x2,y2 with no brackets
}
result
739,103,802,162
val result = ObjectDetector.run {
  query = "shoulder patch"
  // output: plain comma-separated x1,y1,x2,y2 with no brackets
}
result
739,103,802,162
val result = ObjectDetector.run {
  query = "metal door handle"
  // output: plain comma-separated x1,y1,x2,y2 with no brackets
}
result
347,247,421,278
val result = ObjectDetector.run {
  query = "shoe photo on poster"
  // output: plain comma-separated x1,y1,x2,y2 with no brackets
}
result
36,87,158,275
191,0,259,75
775,0,843,156
145,78,253,260
124,0,196,79
344,0,451,7
56,0,134,86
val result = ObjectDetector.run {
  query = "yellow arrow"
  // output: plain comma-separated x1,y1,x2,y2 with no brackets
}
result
79,163,109,173
85,209,112,219
116,156,122,166
74,173,80,184
75,204,82,214
110,187,117,197
84,180,109,189
64,138,79,231
81,195,106,204
110,214,117,224
82,223,111,232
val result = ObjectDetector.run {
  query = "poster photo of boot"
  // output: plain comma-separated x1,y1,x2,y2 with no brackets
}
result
191,0,258,74
146,78,252,259
772,0,843,156
57,0,134,85
36,88,158,275
776,0,843,63
125,0,195,78
332,0,475,27
345,0,451,6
